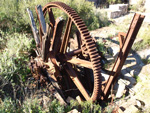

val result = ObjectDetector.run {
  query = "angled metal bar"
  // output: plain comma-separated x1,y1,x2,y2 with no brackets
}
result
60,17,72,54
27,8,40,47
48,8,55,28
66,57,93,69
102,13,145,100
118,32,126,48
50,17,64,56
65,63,90,101
35,5,46,34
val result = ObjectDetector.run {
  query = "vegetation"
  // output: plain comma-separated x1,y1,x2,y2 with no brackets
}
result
0,0,109,32
0,0,150,112
0,0,111,112
107,0,122,4
0,97,103,113
132,25,150,51
129,0,145,12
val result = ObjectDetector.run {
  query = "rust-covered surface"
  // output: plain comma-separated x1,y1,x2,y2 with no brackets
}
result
28,2,144,103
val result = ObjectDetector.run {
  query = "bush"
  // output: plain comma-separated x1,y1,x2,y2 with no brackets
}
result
132,25,150,51
107,0,122,4
0,31,32,83
129,0,145,12
0,0,109,32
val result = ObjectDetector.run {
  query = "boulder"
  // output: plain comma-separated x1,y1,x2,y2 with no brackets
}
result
124,105,139,113
106,4,128,19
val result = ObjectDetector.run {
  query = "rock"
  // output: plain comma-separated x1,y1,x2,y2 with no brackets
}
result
116,79,126,98
109,4,128,15
124,105,139,113
136,100,142,108
129,0,140,5
106,4,128,19
66,96,75,104
107,43,120,57
139,64,150,76
137,48,150,60
107,9,122,19
54,91,67,106
117,107,124,113
76,96,83,104
121,69,137,87
68,109,79,113
145,0,150,12
42,96,50,108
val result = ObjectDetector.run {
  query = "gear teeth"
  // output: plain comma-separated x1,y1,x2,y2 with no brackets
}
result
43,2,102,102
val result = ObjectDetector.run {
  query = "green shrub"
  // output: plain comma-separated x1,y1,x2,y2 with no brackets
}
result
0,0,109,32
23,98,43,113
80,101,102,113
132,25,150,51
0,31,32,83
129,0,145,12
107,0,121,4
0,98,23,113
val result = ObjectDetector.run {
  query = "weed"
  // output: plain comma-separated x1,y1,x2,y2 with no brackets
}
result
132,25,150,51
0,0,109,32
0,32,32,82
129,0,146,12
142,58,150,64
107,0,122,4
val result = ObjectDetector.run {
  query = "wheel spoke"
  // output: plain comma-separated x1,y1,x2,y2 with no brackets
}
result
60,17,72,54
76,30,82,49
65,63,90,101
48,8,55,28
66,49,82,56
50,17,64,55
66,57,93,69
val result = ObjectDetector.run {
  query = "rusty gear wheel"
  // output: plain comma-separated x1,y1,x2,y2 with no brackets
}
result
31,2,102,102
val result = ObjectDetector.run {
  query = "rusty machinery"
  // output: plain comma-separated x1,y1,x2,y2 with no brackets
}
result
27,2,145,103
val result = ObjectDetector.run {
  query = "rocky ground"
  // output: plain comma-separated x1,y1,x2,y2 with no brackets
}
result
90,13,150,113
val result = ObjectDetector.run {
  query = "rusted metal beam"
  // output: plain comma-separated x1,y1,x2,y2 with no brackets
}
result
65,63,90,101
118,32,126,48
27,8,40,48
66,49,82,56
102,13,145,100
67,57,93,69
60,17,72,54
50,17,64,56
48,8,55,28
36,5,46,34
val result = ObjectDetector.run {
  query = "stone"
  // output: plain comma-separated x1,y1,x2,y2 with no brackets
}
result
106,4,128,19
66,96,75,103
116,79,126,98
129,0,140,5
124,105,139,113
42,96,50,108
144,0,150,12
109,4,128,15
107,9,122,19
54,91,67,105
121,69,137,87
76,96,83,104
68,109,79,113
137,48,150,60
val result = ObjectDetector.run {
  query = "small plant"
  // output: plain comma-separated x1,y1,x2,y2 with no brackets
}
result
0,32,32,82
107,0,121,4
80,101,101,113
0,98,23,113
0,0,110,33
142,58,150,64
132,25,150,51
129,0,146,12
23,98,43,113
